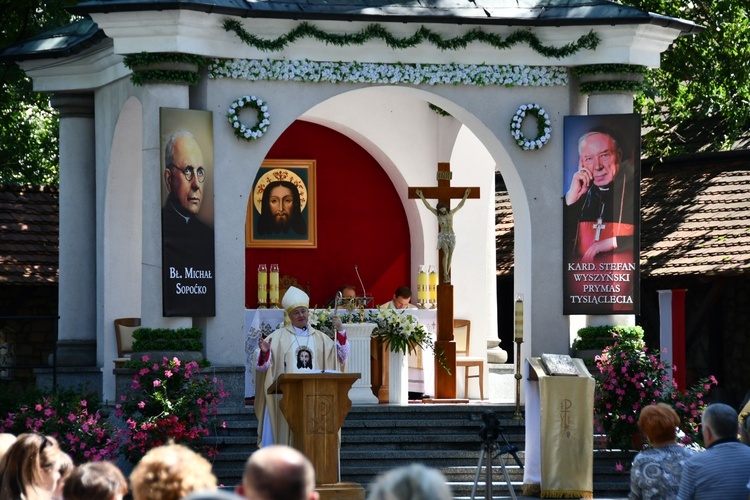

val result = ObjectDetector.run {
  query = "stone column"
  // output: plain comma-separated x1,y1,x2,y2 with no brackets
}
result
50,93,96,366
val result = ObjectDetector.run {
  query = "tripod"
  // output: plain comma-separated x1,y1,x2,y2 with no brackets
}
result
470,430,524,500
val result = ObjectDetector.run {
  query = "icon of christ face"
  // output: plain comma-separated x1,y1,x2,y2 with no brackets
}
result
297,348,312,369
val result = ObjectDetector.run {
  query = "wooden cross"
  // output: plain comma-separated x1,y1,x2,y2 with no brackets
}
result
408,162,480,400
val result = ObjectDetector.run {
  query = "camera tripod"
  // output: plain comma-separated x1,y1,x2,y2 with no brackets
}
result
470,430,524,500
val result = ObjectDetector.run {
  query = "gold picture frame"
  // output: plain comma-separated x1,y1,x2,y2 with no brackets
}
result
246,159,317,248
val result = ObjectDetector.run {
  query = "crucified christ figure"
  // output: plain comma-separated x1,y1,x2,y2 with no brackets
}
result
416,187,471,283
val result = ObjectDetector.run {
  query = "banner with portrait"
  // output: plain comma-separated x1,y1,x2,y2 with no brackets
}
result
562,114,640,315
160,108,216,317
246,159,317,248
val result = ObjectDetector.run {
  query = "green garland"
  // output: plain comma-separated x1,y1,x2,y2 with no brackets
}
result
571,64,648,77
223,19,599,59
428,103,451,117
579,80,644,93
123,52,207,86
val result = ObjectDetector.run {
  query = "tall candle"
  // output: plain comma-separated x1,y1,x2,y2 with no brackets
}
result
258,264,267,308
417,265,427,303
269,264,279,306
428,266,438,304
514,296,524,341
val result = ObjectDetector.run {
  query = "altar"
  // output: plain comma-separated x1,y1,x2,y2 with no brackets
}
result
244,309,437,404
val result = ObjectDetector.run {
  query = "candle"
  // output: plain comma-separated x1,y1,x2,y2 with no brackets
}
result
514,297,524,341
428,265,438,305
417,265,427,303
269,264,279,307
258,264,267,308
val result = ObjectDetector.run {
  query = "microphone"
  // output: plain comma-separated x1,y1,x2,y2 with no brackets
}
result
335,290,343,310
354,264,367,301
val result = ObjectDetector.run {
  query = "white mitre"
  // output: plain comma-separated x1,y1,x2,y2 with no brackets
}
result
282,286,309,314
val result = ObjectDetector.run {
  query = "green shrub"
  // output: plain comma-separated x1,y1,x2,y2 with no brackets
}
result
132,327,203,352
572,325,644,351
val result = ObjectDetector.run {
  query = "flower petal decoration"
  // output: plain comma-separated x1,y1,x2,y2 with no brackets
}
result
227,95,270,142
510,103,552,151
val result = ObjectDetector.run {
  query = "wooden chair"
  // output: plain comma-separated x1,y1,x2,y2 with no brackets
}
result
454,319,484,400
114,317,140,368
279,274,311,303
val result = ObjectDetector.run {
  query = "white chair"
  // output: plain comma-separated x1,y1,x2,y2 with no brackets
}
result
114,317,140,368
454,319,484,400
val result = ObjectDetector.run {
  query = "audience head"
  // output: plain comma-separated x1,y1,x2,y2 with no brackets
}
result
0,433,66,500
0,433,16,461
367,463,452,500
638,403,680,446
62,461,128,500
701,402,739,446
52,451,74,500
239,445,318,500
740,412,750,445
129,443,217,500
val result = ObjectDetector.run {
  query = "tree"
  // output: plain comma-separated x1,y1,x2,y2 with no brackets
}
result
0,0,79,186
621,0,750,158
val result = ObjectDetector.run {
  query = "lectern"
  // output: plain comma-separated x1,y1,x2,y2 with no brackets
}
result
268,372,364,500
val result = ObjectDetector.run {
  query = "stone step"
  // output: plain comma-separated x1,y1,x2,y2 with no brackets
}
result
205,403,634,499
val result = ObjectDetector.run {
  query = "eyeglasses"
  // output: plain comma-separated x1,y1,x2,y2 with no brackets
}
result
168,163,205,183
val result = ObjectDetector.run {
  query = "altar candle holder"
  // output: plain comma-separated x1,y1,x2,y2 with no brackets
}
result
513,294,524,420
428,265,438,309
269,264,280,308
257,264,268,309
417,265,427,308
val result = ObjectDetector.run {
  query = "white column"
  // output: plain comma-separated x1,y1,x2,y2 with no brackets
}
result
343,323,378,404
50,93,96,366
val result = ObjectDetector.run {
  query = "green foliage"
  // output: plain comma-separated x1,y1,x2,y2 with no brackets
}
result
0,0,79,186
620,0,750,157
572,325,644,351
131,327,204,353
123,53,207,86
223,19,600,58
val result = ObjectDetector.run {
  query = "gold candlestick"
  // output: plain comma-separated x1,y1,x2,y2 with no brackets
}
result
269,264,279,308
417,265,427,308
513,294,524,420
257,264,267,308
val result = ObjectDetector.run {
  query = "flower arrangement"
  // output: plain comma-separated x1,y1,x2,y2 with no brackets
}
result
510,103,551,150
115,355,228,463
209,58,569,88
227,95,270,142
0,387,121,463
594,334,717,450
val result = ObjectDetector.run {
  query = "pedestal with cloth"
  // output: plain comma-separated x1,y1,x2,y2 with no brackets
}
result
523,354,594,499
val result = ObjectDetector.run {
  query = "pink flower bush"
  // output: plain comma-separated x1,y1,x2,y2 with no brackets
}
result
595,338,717,450
115,355,228,463
0,387,121,463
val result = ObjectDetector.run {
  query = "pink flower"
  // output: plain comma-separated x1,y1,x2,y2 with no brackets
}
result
35,404,42,411
615,461,624,472
153,380,161,387
138,401,146,409
164,370,173,378
141,354,150,362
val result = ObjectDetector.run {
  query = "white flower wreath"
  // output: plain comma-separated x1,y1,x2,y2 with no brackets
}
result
227,95,270,141
510,103,551,150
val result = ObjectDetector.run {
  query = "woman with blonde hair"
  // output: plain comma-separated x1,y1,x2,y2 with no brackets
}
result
0,433,68,500
629,403,695,500
129,443,218,500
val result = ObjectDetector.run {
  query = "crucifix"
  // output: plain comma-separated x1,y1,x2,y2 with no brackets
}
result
408,162,480,399
593,218,606,241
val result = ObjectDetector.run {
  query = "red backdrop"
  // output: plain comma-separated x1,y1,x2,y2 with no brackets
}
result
245,121,411,308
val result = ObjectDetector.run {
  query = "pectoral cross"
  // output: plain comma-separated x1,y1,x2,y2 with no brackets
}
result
593,218,606,242
408,162,480,400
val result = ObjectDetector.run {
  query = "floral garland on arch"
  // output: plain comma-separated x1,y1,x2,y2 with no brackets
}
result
209,59,568,87
510,103,551,150
227,95,270,141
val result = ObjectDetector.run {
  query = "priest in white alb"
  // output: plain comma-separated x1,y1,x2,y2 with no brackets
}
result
254,286,349,447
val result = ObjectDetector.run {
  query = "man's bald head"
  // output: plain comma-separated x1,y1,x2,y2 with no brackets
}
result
241,446,318,500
